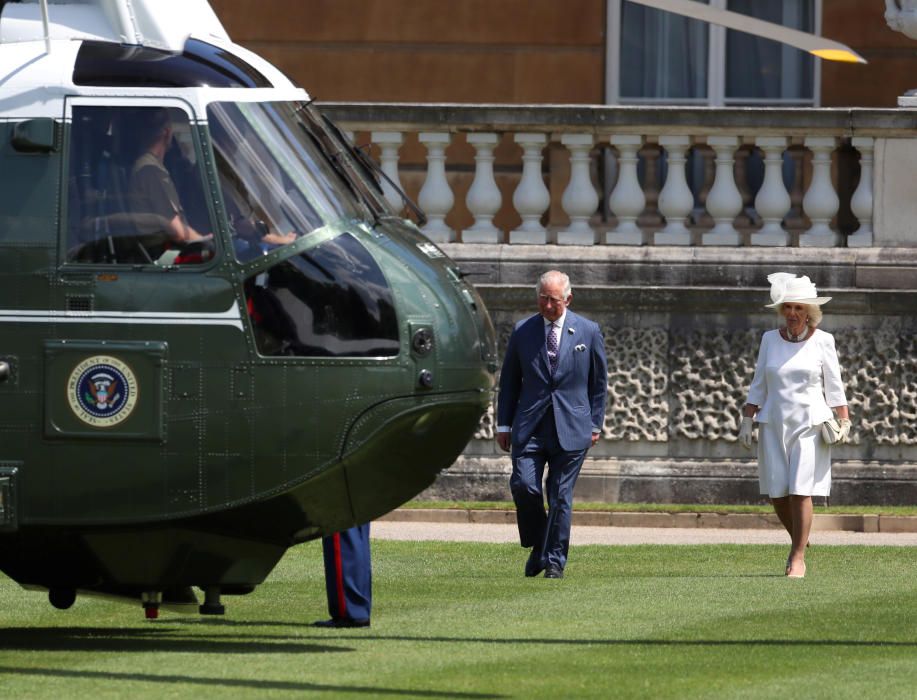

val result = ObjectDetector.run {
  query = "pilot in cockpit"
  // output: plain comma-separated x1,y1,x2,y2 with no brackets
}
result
128,108,212,248
208,115,297,261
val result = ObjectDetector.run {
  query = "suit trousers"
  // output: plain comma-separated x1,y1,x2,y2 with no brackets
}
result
510,409,587,570
321,523,372,623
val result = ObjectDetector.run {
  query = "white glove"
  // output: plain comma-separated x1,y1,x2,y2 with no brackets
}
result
738,417,754,450
837,418,852,443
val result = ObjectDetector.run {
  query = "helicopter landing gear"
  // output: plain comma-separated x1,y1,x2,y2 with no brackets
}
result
141,591,162,619
48,587,76,610
199,586,225,615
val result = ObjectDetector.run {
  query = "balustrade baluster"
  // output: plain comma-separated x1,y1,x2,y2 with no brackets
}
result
606,134,645,245
558,133,598,245
703,136,742,245
656,135,692,245
463,133,502,243
800,136,839,247
752,136,791,246
417,132,454,243
637,144,663,231
371,131,405,211
510,133,550,244
848,136,875,248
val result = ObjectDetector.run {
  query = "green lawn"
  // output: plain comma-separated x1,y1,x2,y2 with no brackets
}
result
1,541,915,699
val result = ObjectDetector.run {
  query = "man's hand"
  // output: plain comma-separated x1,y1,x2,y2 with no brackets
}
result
591,432,600,447
496,432,511,453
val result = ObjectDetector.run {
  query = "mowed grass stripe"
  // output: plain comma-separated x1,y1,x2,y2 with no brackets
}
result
1,541,915,699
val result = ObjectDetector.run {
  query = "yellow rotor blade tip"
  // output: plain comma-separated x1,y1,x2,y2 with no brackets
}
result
810,48,866,64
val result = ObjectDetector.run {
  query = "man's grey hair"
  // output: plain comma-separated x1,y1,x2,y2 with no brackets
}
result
537,270,571,297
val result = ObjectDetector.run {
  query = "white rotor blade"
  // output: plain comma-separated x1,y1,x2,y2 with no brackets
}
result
627,0,866,64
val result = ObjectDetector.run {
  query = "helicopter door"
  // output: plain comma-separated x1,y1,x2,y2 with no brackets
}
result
49,98,241,445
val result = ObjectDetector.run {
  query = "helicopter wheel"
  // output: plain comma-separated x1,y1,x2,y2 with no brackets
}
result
199,586,225,615
48,587,76,610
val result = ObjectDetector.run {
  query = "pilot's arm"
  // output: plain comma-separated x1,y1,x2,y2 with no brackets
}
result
261,231,297,245
219,171,295,248
168,214,210,243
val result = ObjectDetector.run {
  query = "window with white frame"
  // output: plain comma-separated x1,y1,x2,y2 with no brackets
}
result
606,0,820,106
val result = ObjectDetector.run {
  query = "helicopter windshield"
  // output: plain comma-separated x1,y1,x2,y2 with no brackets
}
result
207,102,370,263
244,231,399,358
295,103,403,221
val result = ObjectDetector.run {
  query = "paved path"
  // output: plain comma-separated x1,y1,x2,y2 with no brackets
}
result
372,521,917,546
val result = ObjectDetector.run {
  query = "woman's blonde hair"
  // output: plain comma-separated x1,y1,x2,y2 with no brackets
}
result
776,303,823,327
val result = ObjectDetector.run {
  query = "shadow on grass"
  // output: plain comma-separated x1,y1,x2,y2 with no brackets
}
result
0,627,345,654
0,666,504,698
153,621,917,647
327,635,917,648
169,618,325,628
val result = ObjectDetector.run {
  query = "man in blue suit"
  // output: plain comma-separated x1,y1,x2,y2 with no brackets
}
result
496,271,607,579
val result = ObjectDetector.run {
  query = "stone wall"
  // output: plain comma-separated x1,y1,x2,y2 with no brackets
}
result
421,245,917,505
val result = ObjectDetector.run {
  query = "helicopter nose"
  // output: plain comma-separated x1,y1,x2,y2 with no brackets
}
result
338,256,495,525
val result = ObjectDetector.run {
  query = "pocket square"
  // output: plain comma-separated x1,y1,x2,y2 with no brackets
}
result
575,344,587,352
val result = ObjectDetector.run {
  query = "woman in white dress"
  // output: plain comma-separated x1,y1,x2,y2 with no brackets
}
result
739,273,851,579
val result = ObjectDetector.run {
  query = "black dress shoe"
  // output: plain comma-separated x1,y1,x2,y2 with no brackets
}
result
544,565,564,579
312,618,370,628
524,550,545,577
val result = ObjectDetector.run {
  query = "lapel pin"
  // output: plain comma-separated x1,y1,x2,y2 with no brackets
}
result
575,343,586,352
568,328,575,335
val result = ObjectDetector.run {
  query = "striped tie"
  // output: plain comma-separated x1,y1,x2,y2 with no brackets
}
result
546,322,558,374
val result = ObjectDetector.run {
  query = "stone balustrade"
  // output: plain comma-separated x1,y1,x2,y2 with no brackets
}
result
321,103,917,249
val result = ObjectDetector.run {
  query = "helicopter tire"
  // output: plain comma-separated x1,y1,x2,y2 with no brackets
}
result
199,585,225,615
48,587,77,610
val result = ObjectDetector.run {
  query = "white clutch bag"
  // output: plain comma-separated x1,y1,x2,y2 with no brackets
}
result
821,418,843,445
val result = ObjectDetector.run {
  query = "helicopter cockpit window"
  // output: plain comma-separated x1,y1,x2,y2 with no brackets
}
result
207,102,366,263
65,105,216,266
244,232,399,358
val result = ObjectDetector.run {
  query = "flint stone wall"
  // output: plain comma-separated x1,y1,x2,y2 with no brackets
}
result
425,245,917,505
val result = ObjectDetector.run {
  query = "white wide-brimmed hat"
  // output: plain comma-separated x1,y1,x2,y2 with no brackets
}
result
765,272,831,308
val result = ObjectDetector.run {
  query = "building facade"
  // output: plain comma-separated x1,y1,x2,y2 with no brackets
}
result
212,0,916,107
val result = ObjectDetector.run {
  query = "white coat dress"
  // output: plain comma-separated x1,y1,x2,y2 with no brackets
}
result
746,328,848,497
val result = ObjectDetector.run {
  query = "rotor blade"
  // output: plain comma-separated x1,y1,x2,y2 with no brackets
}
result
39,0,51,53
626,0,866,64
